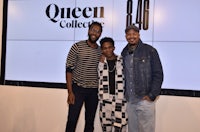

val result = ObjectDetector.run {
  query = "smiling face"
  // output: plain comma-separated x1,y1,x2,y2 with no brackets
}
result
101,41,115,60
125,29,140,45
88,24,102,43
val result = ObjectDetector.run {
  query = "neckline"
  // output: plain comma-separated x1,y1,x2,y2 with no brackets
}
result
86,40,98,49
108,65,116,72
107,59,116,72
106,55,117,61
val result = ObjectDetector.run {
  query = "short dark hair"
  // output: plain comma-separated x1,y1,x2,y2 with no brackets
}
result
125,24,140,33
89,21,103,33
100,37,114,48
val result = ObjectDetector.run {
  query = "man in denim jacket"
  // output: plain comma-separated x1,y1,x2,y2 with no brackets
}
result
121,25,163,132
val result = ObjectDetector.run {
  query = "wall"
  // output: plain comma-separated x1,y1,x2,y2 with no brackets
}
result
1,0,200,132
1,85,200,132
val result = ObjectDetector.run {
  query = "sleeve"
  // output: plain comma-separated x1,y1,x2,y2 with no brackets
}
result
97,60,105,78
97,61,105,99
66,43,78,73
148,48,164,101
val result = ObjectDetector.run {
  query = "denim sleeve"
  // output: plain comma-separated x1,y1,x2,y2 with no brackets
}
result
148,48,164,101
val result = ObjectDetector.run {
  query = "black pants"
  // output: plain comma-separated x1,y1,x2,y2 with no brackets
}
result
65,84,98,132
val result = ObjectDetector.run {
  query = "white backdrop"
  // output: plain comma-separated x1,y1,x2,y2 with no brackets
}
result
3,0,200,91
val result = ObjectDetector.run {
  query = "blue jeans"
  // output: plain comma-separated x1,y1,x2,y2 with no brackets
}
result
65,83,98,132
127,100,155,132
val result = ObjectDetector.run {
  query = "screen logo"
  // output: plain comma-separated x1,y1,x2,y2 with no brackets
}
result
126,0,149,30
45,4,104,28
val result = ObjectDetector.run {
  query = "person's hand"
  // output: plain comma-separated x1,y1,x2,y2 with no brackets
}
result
142,95,152,102
67,92,75,104
99,55,105,63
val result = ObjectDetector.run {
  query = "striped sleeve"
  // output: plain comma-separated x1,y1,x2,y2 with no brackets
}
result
66,43,78,72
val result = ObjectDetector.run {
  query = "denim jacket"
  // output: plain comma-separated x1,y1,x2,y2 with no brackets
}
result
121,39,163,101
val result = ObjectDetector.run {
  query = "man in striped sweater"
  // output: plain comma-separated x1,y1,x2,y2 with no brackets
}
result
65,21,103,132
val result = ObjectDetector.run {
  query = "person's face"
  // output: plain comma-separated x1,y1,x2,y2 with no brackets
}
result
88,25,102,43
101,42,115,59
125,29,140,45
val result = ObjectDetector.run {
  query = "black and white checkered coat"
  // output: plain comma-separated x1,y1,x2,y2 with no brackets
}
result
98,55,125,100
98,55,127,128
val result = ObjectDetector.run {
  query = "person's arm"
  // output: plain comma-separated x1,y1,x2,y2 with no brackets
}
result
66,72,75,104
98,55,105,70
99,54,105,63
97,55,106,100
148,48,164,101
66,43,78,104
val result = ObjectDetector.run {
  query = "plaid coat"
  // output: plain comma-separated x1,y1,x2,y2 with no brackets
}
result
98,55,127,128
98,55,125,100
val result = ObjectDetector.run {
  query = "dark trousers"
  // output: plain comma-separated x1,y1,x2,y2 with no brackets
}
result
65,84,98,132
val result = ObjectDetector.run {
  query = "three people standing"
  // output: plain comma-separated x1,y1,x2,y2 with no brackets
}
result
65,22,163,132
